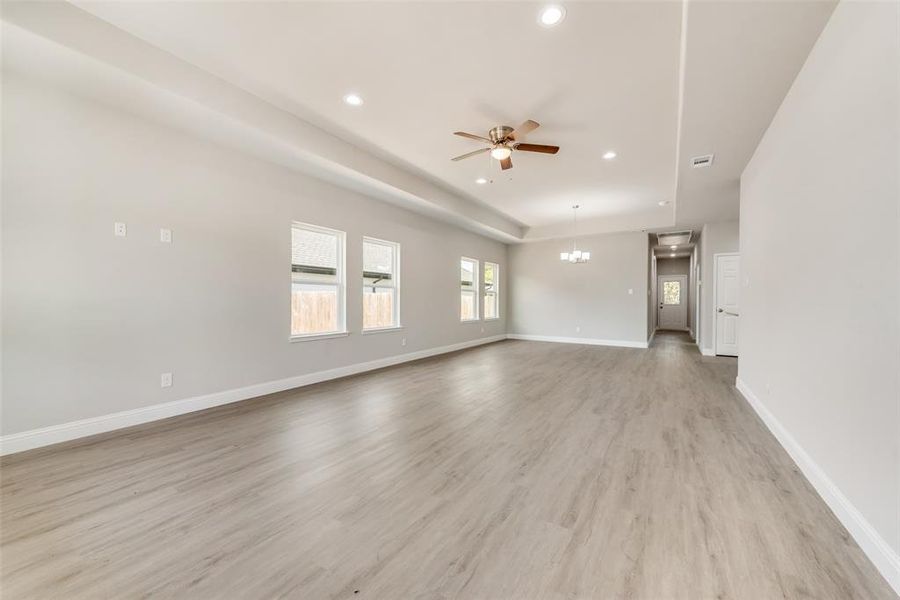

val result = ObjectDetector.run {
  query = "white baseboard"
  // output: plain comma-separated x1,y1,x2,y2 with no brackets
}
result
507,333,648,349
700,347,715,356
0,335,507,456
735,377,900,595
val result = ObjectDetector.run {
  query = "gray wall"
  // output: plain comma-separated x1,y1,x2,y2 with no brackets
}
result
656,257,689,276
1,73,507,435
698,220,739,352
740,0,899,559
509,232,648,343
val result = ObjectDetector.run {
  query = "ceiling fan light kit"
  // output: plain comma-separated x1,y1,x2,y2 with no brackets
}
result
490,146,512,160
451,119,559,171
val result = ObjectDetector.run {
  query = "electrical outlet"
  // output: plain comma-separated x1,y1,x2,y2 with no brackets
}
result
160,372,173,388
160,228,173,243
401,338,407,347
628,288,634,295
575,326,581,333
114,222,127,237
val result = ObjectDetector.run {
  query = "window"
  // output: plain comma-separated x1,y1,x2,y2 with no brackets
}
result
460,257,479,321
363,237,400,330
663,280,681,305
291,223,346,338
484,261,499,320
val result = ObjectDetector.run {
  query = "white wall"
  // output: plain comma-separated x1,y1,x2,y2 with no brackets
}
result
740,0,900,588
698,220,739,352
508,232,648,345
1,73,507,436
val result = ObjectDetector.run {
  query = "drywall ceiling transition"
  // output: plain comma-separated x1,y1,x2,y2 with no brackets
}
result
2,0,836,242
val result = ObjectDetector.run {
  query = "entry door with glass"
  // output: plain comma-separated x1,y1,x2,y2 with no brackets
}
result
657,275,687,330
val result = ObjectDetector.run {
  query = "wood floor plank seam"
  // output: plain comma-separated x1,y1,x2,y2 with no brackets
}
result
0,333,894,599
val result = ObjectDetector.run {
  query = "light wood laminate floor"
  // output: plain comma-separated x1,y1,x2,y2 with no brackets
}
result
1,333,894,599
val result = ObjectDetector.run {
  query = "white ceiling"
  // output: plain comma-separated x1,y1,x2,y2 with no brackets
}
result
73,1,682,232
674,0,837,227
9,1,836,241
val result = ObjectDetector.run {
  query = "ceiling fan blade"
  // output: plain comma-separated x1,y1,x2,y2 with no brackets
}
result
508,120,540,141
514,143,559,154
451,147,490,161
500,156,513,170
454,131,492,143
515,119,540,137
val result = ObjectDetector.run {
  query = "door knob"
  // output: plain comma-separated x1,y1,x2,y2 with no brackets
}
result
717,308,723,312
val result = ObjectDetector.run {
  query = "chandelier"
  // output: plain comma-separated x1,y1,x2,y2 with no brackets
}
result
559,204,590,263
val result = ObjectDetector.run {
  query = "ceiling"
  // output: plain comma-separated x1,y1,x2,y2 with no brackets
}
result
652,230,695,260
6,1,837,241
674,0,837,227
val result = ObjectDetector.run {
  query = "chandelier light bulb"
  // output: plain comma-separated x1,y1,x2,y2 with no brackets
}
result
559,204,591,263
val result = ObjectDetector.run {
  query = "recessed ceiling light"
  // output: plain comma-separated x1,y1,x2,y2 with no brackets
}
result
670,245,677,250
670,253,676,257
475,177,488,185
658,200,671,206
539,5,566,27
343,93,363,106
602,151,617,160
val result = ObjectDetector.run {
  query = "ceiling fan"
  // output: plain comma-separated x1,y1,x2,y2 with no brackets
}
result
451,120,559,171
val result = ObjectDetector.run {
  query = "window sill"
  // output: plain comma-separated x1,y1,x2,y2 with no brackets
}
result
362,326,404,335
460,319,481,324
484,317,501,322
290,331,349,343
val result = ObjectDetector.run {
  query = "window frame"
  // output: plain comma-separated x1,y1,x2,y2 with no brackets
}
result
460,256,480,322
362,236,401,332
290,221,347,341
483,261,500,321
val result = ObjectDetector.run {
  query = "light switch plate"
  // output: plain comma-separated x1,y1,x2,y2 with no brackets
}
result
160,372,173,388
160,228,173,243
114,222,127,237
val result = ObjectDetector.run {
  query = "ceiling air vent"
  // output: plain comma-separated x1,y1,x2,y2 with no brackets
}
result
691,154,714,168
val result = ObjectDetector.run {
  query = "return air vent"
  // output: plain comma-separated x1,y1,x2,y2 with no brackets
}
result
691,154,714,168
657,230,693,247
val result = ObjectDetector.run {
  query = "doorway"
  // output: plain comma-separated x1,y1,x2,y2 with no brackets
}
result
714,253,740,356
657,274,688,330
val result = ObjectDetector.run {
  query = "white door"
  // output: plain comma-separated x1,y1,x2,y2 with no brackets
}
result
657,275,687,330
715,254,740,356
